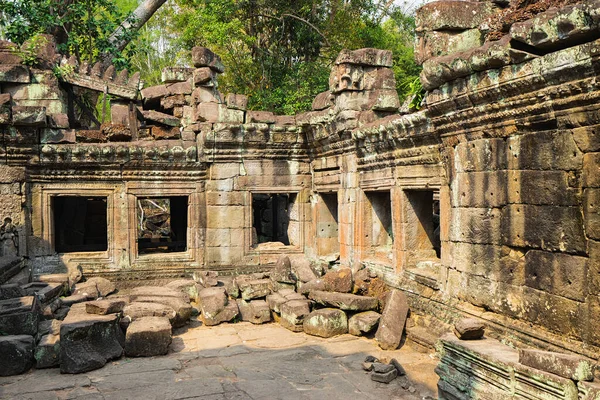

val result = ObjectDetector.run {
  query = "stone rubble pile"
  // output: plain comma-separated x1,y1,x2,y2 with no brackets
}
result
0,272,198,376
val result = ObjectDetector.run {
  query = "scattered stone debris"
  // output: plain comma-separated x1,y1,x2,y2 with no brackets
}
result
362,356,407,385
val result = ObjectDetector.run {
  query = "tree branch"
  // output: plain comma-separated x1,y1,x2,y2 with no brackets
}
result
253,13,331,47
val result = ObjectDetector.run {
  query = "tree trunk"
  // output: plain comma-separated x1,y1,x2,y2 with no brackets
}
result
106,0,167,54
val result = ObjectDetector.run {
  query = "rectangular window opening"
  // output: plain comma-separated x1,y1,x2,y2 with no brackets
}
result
317,193,339,256
53,196,108,253
137,196,188,255
405,190,441,260
252,193,296,246
365,191,393,249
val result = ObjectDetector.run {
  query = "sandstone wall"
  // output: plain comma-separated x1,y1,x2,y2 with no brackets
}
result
1,0,600,358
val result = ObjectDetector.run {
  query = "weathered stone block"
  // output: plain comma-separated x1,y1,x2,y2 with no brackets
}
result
60,313,123,374
34,333,60,368
125,316,172,357
519,349,594,381
415,1,496,32
199,287,228,320
226,93,248,111
450,208,502,245
129,286,190,303
523,250,587,302
451,171,507,208
166,279,200,303
0,64,30,83
193,67,215,86
583,152,600,187
348,311,380,336
246,111,276,124
271,255,296,284
303,308,348,338
501,205,587,253
308,290,378,311
193,87,222,104
454,318,485,340
12,105,46,126
134,296,192,328
192,47,225,73
86,299,127,315
322,267,353,293
161,67,194,83
280,299,311,332
508,170,579,206
237,299,271,324
0,92,11,124
238,278,272,300
415,29,484,65
266,292,288,314
375,289,408,350
204,302,239,326
312,91,333,111
371,368,397,383
123,302,177,325
0,296,39,336
335,48,392,67
507,131,582,171
0,335,34,376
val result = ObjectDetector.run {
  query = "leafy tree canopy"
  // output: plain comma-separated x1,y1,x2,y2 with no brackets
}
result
0,0,422,114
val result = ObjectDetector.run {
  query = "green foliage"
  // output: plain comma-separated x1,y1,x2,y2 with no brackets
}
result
402,76,425,110
0,0,138,68
10,33,48,66
52,64,76,79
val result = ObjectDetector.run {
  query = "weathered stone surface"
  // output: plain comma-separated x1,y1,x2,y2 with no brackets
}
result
161,67,194,83
142,110,180,127
129,286,190,303
204,302,239,326
193,67,215,86
371,368,397,384
271,255,296,284
348,311,381,336
519,349,595,381
192,47,225,73
0,296,39,336
335,48,393,67
247,111,276,124
0,335,34,376
34,333,60,368
375,289,408,350
199,287,228,318
86,299,127,315
312,91,333,111
60,312,123,374
226,93,248,111
454,318,485,340
0,283,25,300
166,279,200,303
195,270,219,287
123,302,177,325
415,1,496,31
237,278,272,300
299,279,327,295
0,92,11,124
73,281,100,300
322,267,353,293
415,29,484,65
291,257,318,283
280,299,311,332
303,308,348,338
134,296,192,328
0,64,30,83
236,299,271,324
266,292,288,314
12,105,46,126
60,294,88,307
125,316,172,357
308,290,378,311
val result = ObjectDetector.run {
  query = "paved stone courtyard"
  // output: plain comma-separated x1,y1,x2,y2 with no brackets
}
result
0,320,438,400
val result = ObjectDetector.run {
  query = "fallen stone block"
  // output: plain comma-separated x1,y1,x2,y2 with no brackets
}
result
166,279,201,303
303,308,348,338
371,368,397,384
203,302,239,326
238,278,272,300
60,312,123,374
0,335,34,376
34,333,60,368
85,277,116,297
270,255,296,284
454,318,485,340
266,293,288,314
309,290,378,311
199,287,228,320
519,349,595,382
73,281,100,300
280,300,311,332
237,299,271,324
0,296,39,336
60,294,88,307
22,281,65,302
194,270,219,287
299,279,326,295
86,299,127,315
134,296,192,328
192,47,225,73
38,319,62,337
373,362,395,374
390,358,406,376
123,302,177,326
375,289,408,350
129,286,190,303
125,316,172,357
0,283,25,300
348,311,381,336
291,257,318,283
322,267,353,293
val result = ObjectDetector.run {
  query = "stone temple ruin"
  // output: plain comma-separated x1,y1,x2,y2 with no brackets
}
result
2,0,600,398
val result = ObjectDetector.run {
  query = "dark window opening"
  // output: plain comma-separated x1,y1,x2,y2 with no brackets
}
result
54,197,108,253
365,191,393,248
252,193,293,246
405,190,440,259
317,193,339,256
137,196,188,254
